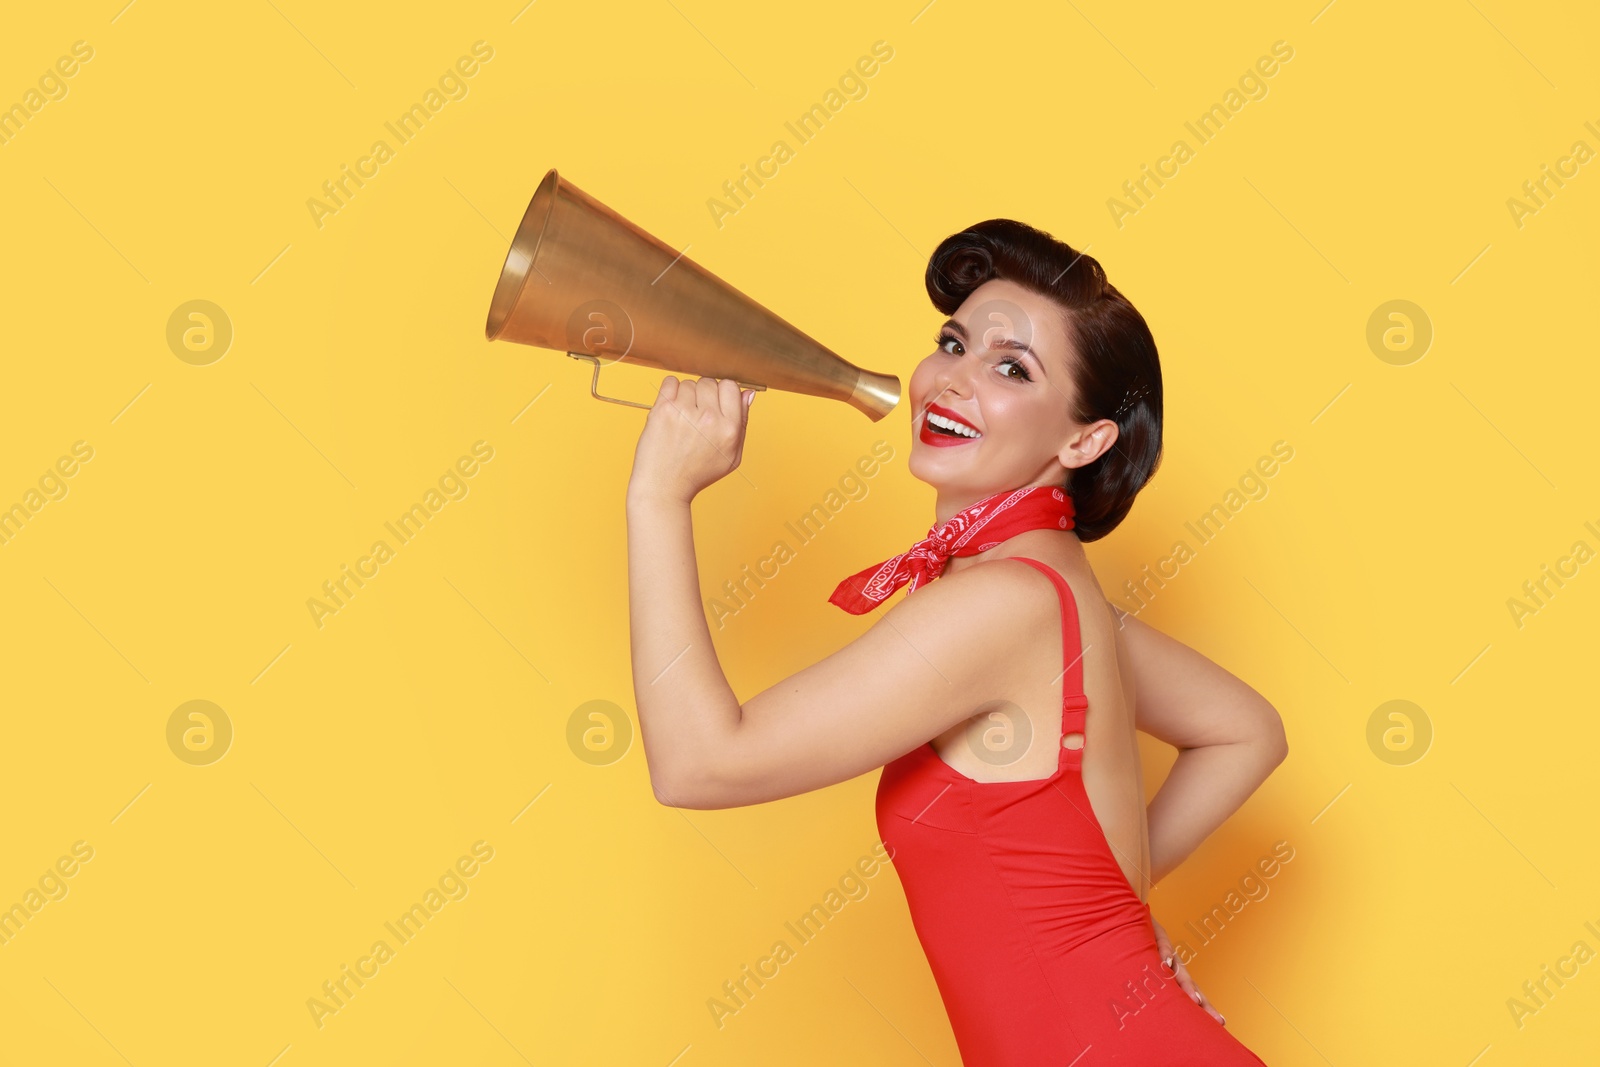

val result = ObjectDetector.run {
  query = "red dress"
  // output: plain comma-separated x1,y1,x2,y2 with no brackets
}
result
876,556,1269,1065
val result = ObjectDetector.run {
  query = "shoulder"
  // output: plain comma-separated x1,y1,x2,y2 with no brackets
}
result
886,557,1062,634
976,553,1119,641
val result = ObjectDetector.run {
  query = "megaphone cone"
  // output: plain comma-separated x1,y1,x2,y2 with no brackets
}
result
485,169,901,421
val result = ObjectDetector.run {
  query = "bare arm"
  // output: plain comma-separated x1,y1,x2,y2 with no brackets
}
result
627,481,1054,809
1110,601,1288,884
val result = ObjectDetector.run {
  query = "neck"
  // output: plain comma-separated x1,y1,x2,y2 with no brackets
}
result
934,482,1081,578
942,527,1078,577
933,478,1057,525
933,487,1006,526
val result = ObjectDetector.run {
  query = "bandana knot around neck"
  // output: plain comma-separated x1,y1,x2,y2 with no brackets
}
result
827,485,1076,615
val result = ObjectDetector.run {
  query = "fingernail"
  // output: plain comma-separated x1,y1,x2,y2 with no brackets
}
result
1192,991,1201,1004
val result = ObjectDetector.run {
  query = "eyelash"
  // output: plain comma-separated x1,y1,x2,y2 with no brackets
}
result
935,331,1033,382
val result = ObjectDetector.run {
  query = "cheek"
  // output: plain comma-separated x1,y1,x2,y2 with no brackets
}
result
978,394,1042,445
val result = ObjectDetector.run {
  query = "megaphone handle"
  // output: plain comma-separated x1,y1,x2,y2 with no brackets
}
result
568,352,767,411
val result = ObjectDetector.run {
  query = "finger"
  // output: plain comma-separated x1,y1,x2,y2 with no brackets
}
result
716,376,739,420
707,378,735,427
672,376,705,417
1174,963,1220,1023
1173,964,1224,1025
694,375,720,415
1149,915,1171,958
657,375,679,406
1172,962,1201,1003
1193,988,1225,1026
1153,932,1173,970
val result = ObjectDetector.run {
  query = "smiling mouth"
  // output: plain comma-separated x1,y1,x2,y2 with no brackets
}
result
920,407,983,448
923,403,982,439
926,415,978,438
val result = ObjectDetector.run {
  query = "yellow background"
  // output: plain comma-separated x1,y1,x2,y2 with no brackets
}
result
2,0,1597,1063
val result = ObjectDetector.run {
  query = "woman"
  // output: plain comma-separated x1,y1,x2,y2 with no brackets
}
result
627,219,1286,1064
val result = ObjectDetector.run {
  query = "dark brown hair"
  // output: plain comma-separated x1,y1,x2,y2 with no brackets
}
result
925,219,1163,542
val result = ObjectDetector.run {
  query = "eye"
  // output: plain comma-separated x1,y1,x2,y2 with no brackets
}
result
935,331,963,356
997,356,1033,383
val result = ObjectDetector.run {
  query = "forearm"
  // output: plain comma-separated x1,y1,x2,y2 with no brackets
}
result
1146,739,1282,884
625,487,741,799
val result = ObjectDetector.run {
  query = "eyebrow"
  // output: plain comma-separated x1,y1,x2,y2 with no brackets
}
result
942,319,1047,378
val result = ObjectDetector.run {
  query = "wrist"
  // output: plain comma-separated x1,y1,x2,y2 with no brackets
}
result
627,478,692,511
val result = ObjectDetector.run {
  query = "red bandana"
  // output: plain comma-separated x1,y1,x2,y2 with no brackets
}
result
827,485,1076,614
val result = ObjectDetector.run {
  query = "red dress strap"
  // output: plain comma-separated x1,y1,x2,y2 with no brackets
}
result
1006,556,1089,772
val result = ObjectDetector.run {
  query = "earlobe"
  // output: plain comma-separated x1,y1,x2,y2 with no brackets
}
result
1055,433,1084,471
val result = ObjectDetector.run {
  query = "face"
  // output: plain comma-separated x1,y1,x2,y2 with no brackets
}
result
907,278,1115,517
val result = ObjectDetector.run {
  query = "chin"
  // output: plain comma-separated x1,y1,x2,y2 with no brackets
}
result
906,447,943,484
908,450,977,492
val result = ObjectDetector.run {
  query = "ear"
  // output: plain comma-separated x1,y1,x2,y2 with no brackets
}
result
1057,418,1119,471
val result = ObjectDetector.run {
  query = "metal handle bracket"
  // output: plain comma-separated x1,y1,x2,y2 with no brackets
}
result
566,352,767,410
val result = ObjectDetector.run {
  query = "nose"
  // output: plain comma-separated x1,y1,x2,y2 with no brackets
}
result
931,346,983,399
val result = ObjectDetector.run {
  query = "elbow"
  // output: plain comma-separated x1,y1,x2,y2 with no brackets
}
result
651,775,678,807
648,723,747,810
1261,705,1289,767
651,767,721,810
654,764,756,810
652,772,700,809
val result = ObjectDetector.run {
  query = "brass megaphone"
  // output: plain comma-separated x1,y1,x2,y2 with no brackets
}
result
485,169,901,422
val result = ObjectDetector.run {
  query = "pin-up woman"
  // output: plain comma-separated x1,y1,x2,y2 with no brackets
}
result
626,219,1285,1065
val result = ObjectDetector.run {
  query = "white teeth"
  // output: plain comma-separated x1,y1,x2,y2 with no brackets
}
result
928,412,980,438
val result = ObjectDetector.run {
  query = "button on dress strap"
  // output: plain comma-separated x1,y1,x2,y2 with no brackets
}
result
1008,557,1090,772
1059,692,1089,772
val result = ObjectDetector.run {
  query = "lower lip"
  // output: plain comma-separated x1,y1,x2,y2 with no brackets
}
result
918,415,982,447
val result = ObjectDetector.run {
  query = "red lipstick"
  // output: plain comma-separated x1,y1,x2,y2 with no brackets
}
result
918,401,983,447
